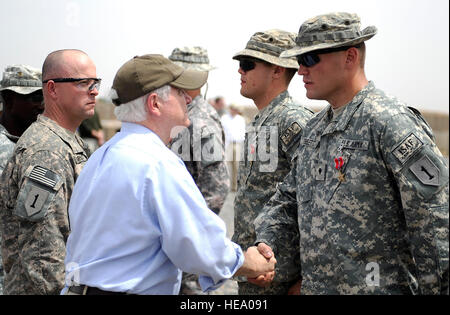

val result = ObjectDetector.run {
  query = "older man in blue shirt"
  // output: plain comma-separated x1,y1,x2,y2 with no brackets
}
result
62,55,276,295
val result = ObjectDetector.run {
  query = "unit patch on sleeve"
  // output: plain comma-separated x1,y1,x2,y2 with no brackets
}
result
281,122,302,146
14,165,63,221
25,185,50,217
392,133,423,164
409,155,440,187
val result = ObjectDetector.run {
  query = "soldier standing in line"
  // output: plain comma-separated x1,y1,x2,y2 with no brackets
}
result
0,64,44,295
0,49,98,294
255,12,449,294
231,29,314,295
168,46,230,295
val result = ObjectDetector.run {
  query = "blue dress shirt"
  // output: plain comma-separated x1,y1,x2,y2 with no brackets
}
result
63,122,244,294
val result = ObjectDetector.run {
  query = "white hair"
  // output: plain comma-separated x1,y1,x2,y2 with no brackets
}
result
112,85,171,123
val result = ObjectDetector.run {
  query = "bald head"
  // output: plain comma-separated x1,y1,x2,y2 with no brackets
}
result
42,49,90,81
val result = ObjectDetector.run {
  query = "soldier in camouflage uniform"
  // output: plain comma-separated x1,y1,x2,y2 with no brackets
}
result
231,29,314,295
0,49,98,294
168,47,230,295
255,12,449,294
0,65,44,295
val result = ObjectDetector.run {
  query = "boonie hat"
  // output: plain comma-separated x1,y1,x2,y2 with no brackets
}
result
168,47,215,72
233,29,299,69
281,12,377,58
0,64,42,94
111,54,208,106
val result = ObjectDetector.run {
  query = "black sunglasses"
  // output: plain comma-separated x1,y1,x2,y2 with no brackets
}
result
42,77,101,91
239,59,256,72
296,46,355,67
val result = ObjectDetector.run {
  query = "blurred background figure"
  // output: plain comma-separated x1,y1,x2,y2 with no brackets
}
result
211,96,226,117
221,104,246,191
77,108,105,153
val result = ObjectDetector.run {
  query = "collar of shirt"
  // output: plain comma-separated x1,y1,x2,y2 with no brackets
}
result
253,90,290,128
37,115,86,154
318,81,376,134
120,122,169,150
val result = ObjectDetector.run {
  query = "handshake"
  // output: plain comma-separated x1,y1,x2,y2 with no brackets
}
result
234,243,276,287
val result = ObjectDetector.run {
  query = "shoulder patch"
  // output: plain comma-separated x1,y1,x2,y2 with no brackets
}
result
409,155,440,187
14,165,62,221
25,185,50,217
392,133,423,164
281,122,302,146
29,165,59,188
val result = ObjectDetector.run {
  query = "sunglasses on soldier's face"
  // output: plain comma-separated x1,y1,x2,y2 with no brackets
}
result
296,45,355,67
239,59,257,72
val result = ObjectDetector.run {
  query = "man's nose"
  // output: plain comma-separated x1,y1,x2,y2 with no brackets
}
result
89,87,100,96
298,64,308,76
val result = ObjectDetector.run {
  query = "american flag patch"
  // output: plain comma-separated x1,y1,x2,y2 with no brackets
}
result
29,166,58,188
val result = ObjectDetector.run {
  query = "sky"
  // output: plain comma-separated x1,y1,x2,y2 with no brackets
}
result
1,0,449,113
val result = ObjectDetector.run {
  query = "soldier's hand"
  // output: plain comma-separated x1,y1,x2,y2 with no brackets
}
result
256,242,274,259
234,246,277,279
247,270,275,287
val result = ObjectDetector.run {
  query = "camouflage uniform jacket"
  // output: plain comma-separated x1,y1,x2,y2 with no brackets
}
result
0,115,89,295
255,82,449,294
0,123,19,173
170,95,229,214
232,91,313,284
0,123,19,295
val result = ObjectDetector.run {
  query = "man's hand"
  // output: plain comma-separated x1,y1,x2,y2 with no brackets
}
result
247,271,275,287
247,243,276,287
234,246,276,279
256,242,274,259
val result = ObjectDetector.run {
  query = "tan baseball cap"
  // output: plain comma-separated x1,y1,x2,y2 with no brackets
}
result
111,54,208,106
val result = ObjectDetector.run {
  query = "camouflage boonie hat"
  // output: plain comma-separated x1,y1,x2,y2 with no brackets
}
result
168,47,215,72
281,12,377,58
233,29,299,69
0,64,42,94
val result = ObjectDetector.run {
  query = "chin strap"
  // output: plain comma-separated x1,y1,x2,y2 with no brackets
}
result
203,82,208,100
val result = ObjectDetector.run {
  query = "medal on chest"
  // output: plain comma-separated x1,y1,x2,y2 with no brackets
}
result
334,156,346,182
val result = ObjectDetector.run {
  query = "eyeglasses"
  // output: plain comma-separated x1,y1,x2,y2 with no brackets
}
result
296,46,355,68
42,77,101,91
239,59,257,72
